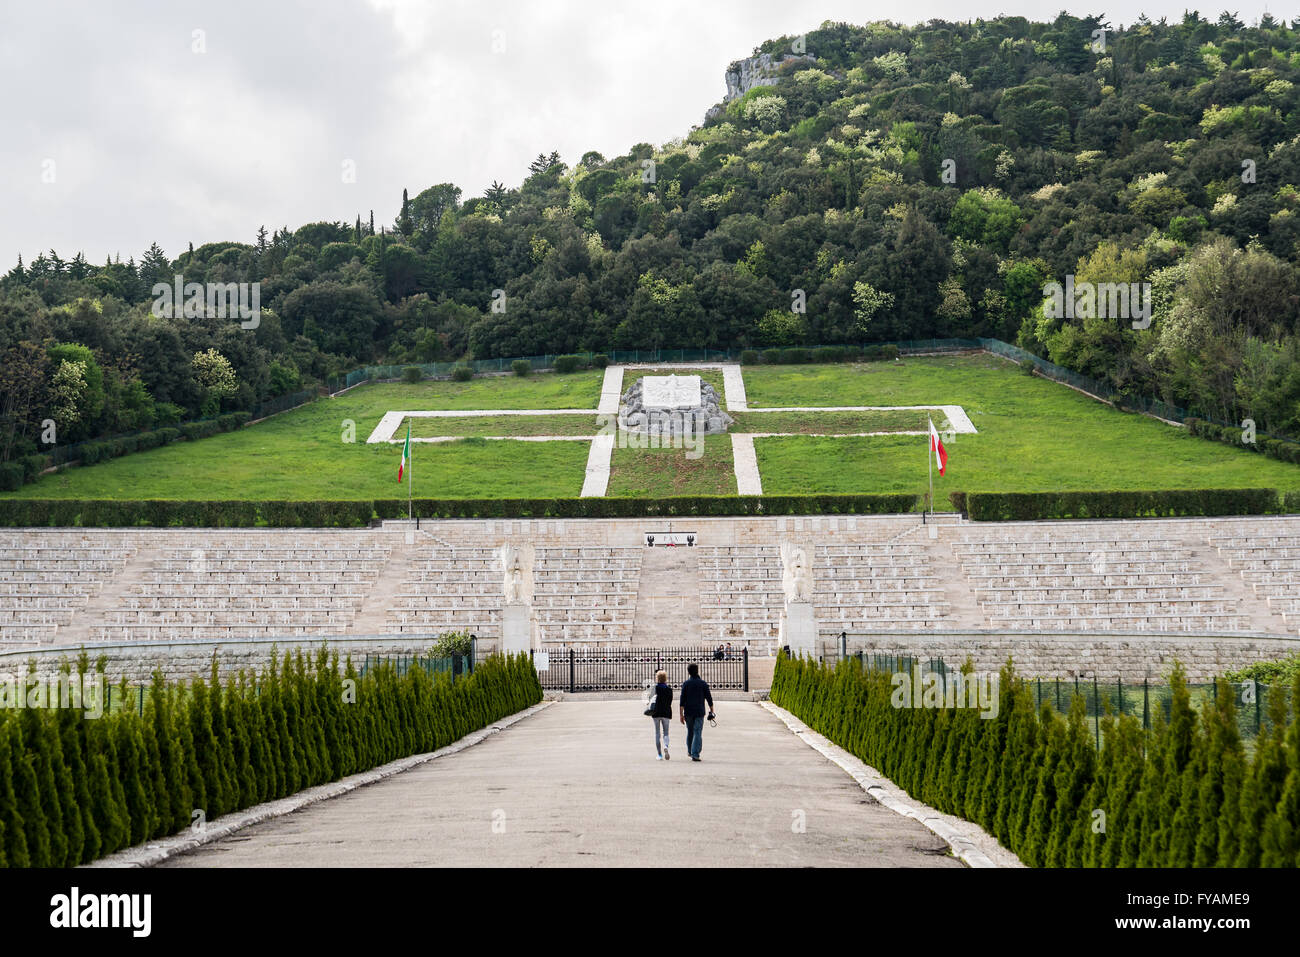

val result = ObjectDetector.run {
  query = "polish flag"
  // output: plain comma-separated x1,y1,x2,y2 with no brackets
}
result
929,418,947,476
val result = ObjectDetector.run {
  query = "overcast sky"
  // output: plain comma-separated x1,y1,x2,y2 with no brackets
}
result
0,0,1284,267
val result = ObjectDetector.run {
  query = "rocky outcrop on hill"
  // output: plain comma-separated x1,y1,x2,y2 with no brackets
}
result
704,52,818,121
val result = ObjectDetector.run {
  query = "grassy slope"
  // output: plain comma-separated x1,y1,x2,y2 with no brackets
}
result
5,374,601,500
406,414,602,437
730,409,932,433
7,355,1296,501
748,356,1300,495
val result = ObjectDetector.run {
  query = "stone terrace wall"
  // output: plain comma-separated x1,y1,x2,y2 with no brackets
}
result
0,635,458,683
817,630,1300,682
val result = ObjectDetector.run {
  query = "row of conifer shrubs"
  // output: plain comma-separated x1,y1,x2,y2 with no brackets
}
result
770,653,1300,867
0,494,920,526
0,412,252,492
951,488,1298,521
1186,417,1300,466
740,344,901,365
3,489,1296,527
0,650,542,867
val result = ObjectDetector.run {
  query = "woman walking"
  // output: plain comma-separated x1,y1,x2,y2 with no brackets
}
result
650,670,673,760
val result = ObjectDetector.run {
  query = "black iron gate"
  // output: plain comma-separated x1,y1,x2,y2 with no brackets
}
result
532,647,748,692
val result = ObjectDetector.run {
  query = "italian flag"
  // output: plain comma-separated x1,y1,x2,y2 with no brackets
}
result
929,418,947,476
398,422,410,483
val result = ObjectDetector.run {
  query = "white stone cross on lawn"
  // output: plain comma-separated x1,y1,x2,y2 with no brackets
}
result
365,362,977,497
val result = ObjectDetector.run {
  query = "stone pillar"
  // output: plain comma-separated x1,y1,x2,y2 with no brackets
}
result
501,603,534,655
779,602,818,659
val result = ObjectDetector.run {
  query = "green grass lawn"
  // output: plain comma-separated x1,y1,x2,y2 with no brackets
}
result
751,355,1300,496
731,409,932,434
405,414,602,438
7,354,1297,502
605,436,737,496
350,372,601,414
5,379,594,499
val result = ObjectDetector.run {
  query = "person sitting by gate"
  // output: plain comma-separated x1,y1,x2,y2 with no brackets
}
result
650,670,673,761
713,644,725,660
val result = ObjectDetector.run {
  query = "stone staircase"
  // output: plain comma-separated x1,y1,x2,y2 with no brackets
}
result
351,541,416,634
630,546,703,645
55,545,159,645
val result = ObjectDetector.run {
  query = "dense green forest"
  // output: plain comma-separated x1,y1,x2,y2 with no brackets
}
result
5,11,1300,464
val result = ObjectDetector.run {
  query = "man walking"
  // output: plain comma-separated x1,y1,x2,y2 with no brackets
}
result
679,662,715,762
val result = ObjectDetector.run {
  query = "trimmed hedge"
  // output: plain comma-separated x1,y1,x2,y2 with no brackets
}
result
963,488,1283,521
771,653,1300,867
372,493,921,519
510,360,531,377
1186,417,1300,466
0,495,921,527
0,651,542,867
450,364,474,382
5,489,1293,526
553,354,585,374
0,500,372,528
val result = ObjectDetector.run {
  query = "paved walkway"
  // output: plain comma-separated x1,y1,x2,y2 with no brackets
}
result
158,701,960,868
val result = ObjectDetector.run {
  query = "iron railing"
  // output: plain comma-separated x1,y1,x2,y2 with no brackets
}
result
533,646,748,692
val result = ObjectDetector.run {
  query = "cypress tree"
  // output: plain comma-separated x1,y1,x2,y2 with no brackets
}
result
1194,677,1244,866
149,674,191,833
84,720,129,856
207,659,239,812
1102,713,1145,868
114,716,156,846
20,700,69,867
1234,684,1290,866
57,680,97,862
189,678,226,819
137,717,168,842
0,719,31,868
1023,706,1065,867
1260,670,1300,866
1045,694,1096,867
175,681,208,823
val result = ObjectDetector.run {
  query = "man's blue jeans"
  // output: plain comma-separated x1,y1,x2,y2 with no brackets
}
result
685,716,704,758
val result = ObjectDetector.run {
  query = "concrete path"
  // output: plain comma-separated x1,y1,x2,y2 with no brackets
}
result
158,701,960,868
722,364,747,410
580,432,615,497
731,434,762,495
598,366,624,414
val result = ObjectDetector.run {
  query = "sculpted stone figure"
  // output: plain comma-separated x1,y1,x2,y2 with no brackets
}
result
779,541,813,604
498,543,534,606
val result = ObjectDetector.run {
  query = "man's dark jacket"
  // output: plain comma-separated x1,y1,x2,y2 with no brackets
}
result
679,675,714,718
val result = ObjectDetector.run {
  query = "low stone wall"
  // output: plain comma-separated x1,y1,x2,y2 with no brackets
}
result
817,630,1300,682
0,635,454,683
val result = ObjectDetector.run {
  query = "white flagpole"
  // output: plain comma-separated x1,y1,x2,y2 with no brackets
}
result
926,417,934,521
408,427,413,521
